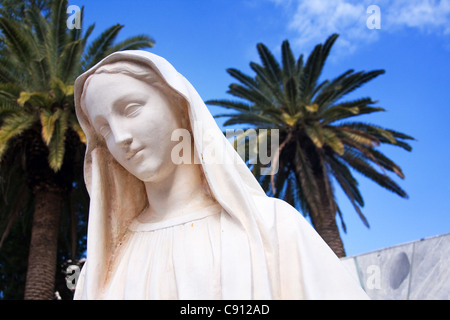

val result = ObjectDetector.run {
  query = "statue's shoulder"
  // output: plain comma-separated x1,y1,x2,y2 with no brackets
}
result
253,195,305,228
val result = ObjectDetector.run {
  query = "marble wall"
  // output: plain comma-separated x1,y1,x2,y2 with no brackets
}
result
340,233,450,300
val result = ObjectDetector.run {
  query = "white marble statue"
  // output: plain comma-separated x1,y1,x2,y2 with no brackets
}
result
73,50,369,300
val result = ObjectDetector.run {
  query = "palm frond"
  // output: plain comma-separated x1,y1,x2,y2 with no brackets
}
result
320,98,385,124
47,109,68,171
40,108,59,145
226,83,273,107
300,34,338,102
0,83,21,100
49,77,74,101
250,62,285,106
333,70,385,108
293,140,321,216
227,68,259,91
314,69,355,109
327,154,364,206
335,204,347,233
58,39,83,83
338,126,380,148
281,40,296,79
222,112,279,128
206,99,251,113
296,53,304,78
284,77,299,115
342,149,408,198
25,5,49,47
256,42,282,85
305,122,324,148
80,23,96,49
0,103,20,117
323,127,344,155
17,91,50,108
68,114,86,144
0,112,36,159
361,145,405,179
103,35,155,56
0,17,35,69
50,0,69,57
339,121,413,151
0,56,20,83
82,24,124,71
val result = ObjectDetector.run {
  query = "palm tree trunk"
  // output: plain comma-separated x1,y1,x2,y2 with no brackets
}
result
22,129,76,299
311,172,346,258
310,207,346,258
24,187,62,300
298,136,346,258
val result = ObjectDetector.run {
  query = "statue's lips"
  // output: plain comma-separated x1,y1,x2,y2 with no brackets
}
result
126,147,145,160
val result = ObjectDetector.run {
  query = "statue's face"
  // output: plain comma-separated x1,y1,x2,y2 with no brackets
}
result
84,72,183,182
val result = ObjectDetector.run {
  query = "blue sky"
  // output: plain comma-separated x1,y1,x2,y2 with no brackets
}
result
72,0,450,257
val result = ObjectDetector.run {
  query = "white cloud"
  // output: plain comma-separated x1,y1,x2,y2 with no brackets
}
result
270,0,450,54
385,0,450,34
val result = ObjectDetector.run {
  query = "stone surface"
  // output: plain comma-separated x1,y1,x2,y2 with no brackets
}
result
341,233,450,300
408,234,450,300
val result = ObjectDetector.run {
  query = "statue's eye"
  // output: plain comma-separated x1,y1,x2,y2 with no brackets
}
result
124,103,142,117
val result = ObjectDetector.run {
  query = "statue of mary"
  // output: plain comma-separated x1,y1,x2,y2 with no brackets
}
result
73,50,368,300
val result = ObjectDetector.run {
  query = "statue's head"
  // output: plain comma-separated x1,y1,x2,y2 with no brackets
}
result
80,61,191,183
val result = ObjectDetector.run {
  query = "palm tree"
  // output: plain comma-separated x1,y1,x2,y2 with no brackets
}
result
0,0,154,299
207,34,414,258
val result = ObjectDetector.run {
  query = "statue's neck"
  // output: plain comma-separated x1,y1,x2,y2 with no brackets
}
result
138,163,215,223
